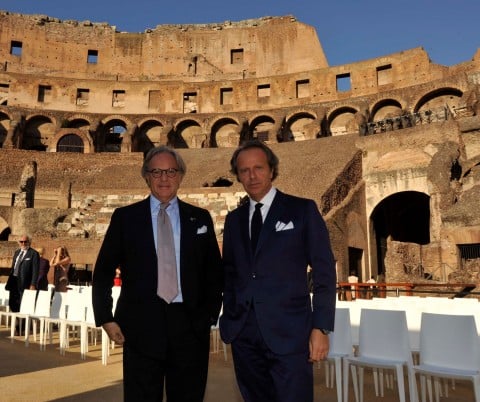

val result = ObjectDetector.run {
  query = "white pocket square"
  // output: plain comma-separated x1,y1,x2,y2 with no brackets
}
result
275,221,294,231
196,225,207,234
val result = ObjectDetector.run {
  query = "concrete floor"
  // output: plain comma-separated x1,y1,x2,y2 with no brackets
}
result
0,325,475,402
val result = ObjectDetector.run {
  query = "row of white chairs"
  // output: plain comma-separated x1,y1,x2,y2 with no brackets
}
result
2,284,227,365
0,285,121,365
325,303,480,402
337,296,480,351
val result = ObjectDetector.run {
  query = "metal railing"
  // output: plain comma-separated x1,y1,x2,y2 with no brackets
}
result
337,281,479,300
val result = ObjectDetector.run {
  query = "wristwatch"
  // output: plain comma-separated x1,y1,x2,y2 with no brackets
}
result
319,329,331,335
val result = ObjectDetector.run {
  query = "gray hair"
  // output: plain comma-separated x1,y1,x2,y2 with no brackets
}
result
141,146,187,178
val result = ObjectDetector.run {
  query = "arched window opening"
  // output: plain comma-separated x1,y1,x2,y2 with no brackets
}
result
57,134,84,153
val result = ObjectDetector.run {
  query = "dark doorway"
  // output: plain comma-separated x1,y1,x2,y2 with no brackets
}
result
348,247,363,282
371,191,430,277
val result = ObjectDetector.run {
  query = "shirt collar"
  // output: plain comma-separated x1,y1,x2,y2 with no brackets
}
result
150,194,179,212
249,187,277,211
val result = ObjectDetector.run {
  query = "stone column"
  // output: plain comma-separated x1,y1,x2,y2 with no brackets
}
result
121,124,137,153
57,180,72,209
13,161,37,208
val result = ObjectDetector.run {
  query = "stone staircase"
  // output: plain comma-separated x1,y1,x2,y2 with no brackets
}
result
56,194,147,239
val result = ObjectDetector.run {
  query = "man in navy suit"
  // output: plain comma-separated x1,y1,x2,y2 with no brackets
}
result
220,140,336,402
92,146,223,402
7,235,39,312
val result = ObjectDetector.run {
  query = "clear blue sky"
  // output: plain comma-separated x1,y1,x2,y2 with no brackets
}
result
1,0,479,66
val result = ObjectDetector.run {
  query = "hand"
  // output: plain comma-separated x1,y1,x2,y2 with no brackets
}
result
29,285,36,290
102,322,125,345
308,328,329,363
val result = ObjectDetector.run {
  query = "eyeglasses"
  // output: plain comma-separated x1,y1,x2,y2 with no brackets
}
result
147,168,179,179
19,240,28,244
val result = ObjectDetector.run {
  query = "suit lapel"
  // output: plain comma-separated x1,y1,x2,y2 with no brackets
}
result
140,197,157,258
237,202,252,258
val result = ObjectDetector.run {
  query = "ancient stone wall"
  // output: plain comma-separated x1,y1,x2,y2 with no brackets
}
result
0,13,326,81
0,11,479,287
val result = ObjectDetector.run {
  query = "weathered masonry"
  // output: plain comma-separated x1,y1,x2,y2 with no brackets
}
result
0,11,479,288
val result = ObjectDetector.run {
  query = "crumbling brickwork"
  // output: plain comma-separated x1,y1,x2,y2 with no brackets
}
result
0,11,479,288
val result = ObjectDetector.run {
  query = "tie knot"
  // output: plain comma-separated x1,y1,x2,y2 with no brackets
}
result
254,203,263,211
160,203,170,211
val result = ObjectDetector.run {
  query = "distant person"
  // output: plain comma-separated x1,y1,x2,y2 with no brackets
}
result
35,247,50,291
50,246,71,292
366,275,377,298
6,235,39,312
348,270,359,300
113,268,122,287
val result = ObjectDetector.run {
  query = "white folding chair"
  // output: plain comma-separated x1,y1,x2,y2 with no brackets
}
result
344,308,418,402
81,302,97,359
413,312,480,402
59,291,88,356
324,307,354,402
41,291,68,350
25,289,52,347
9,289,37,344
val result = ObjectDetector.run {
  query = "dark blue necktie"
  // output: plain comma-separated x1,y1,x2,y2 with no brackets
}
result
251,203,263,251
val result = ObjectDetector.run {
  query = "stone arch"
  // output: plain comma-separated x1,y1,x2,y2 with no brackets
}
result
0,215,10,240
368,99,406,134
210,117,240,148
371,99,404,121
64,117,91,130
50,128,92,153
23,114,56,151
284,111,318,141
136,119,166,153
327,106,359,136
172,119,203,148
250,115,276,142
99,116,132,152
414,87,463,120
57,134,85,153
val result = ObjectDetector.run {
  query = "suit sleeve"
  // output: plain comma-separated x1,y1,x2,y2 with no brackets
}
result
305,200,336,331
202,209,224,325
92,208,123,326
221,212,235,317
30,250,40,287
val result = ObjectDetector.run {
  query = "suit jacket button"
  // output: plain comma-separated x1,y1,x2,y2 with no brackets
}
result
252,273,256,278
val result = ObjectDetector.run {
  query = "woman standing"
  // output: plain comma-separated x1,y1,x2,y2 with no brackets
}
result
50,246,71,292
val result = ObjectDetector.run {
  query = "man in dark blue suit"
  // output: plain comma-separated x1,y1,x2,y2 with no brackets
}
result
92,146,223,402
6,235,39,312
220,140,336,402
